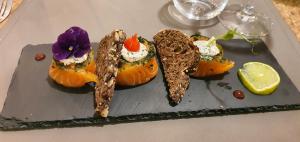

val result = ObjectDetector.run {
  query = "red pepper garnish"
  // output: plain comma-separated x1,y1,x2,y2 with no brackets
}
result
124,33,140,52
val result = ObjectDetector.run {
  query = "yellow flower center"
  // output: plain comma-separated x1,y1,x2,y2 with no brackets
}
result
68,46,73,51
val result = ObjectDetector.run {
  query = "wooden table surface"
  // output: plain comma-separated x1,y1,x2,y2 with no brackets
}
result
1,0,300,141
273,0,300,41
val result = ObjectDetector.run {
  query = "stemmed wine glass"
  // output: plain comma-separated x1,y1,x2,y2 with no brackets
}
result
218,1,272,38
168,0,229,27
169,0,272,40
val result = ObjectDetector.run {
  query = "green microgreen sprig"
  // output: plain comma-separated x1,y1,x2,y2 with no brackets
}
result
207,28,258,54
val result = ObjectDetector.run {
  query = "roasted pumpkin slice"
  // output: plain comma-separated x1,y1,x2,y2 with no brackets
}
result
191,58,234,77
116,37,158,86
49,51,97,88
190,34,234,78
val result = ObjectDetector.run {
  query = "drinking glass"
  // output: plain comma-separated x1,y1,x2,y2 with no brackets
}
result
218,1,272,38
169,0,228,26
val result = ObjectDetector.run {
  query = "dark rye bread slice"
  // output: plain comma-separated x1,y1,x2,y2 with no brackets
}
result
154,29,199,104
95,30,126,117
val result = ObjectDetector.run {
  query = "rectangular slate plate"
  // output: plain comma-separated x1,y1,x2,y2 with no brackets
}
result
1,40,300,131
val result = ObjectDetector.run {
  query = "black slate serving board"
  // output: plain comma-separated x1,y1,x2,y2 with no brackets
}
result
1,40,300,131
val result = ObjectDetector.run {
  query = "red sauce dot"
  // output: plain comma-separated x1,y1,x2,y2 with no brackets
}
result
35,53,46,61
233,90,245,100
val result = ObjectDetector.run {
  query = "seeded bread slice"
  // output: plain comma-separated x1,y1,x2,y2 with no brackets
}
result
154,29,199,104
95,30,126,117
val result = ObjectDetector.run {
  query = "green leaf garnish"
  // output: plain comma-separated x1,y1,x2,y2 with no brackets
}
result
206,36,217,47
207,29,238,47
206,28,258,48
219,28,237,40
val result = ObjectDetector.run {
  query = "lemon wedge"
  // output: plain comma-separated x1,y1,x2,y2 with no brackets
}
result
238,62,280,95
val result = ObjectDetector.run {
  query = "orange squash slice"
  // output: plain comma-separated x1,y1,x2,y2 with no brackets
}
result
49,52,97,88
191,59,235,77
116,57,158,86
190,34,234,78
116,37,158,86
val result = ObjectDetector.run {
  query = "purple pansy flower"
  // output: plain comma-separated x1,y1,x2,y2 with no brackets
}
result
52,26,91,61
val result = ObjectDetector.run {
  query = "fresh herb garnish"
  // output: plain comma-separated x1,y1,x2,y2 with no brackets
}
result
200,55,214,61
208,28,257,45
219,28,236,40
207,28,259,54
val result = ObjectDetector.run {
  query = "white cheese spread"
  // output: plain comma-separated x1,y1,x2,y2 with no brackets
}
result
121,42,148,62
193,37,220,56
60,53,88,66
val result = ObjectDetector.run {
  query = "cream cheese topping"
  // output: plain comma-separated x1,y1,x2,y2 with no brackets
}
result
193,37,220,56
59,53,88,65
121,42,148,62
